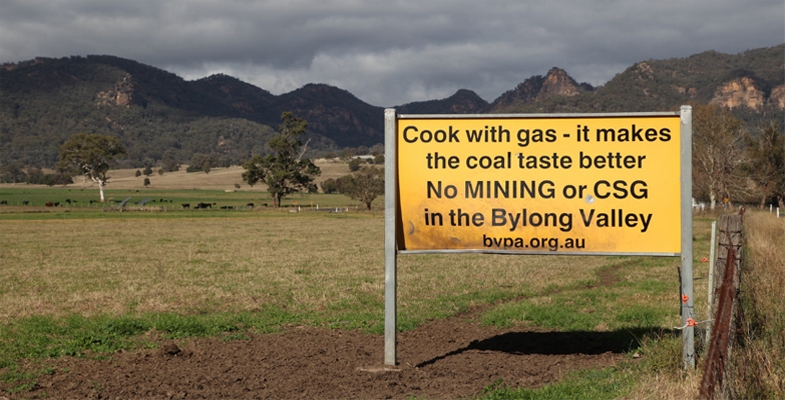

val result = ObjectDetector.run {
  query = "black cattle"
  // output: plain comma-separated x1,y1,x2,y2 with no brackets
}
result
65,199,71,204
53,202,60,207
220,206,235,210
181,203,190,209
22,201,29,205
194,202,212,209
246,203,254,208
0,200,7,205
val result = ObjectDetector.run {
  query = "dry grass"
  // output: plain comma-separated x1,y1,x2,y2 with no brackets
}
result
725,211,785,398
623,372,701,399
0,214,610,324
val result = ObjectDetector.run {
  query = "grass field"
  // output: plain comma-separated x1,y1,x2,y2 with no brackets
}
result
1,174,779,398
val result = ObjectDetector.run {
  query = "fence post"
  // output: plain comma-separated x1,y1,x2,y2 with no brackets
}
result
707,220,717,342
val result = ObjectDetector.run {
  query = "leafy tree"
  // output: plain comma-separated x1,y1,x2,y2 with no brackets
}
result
135,169,142,178
187,153,209,173
0,161,26,183
692,104,745,209
242,112,321,207
369,143,385,156
157,168,164,176
321,178,338,194
25,167,44,184
348,158,362,171
160,149,179,172
57,133,126,202
202,161,211,174
745,121,785,208
143,177,151,187
339,148,354,161
143,166,153,176
337,166,384,210
53,170,73,186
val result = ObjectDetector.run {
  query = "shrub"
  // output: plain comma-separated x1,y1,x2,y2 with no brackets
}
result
321,178,338,194
348,158,362,171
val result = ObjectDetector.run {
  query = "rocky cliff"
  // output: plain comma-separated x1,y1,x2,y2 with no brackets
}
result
769,85,785,109
491,67,594,111
711,77,767,110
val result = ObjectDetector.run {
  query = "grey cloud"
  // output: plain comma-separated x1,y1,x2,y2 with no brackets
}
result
1,0,782,106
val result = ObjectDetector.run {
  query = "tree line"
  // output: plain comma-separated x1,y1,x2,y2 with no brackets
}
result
6,106,781,211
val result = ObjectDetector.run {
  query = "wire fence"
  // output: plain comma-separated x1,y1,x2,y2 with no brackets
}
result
699,211,744,400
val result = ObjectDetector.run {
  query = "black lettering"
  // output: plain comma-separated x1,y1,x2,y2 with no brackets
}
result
403,126,419,143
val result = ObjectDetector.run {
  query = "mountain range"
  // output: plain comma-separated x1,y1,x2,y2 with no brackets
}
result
1,44,783,168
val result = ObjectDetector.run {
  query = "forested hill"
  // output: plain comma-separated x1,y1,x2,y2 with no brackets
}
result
0,55,368,168
1,45,783,168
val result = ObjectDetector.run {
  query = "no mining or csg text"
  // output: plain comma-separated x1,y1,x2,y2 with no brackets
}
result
394,114,684,255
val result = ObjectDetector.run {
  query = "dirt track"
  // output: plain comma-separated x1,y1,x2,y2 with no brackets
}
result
6,309,632,399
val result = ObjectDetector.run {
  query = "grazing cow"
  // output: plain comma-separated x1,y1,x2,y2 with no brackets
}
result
246,203,254,208
181,203,190,209
220,206,235,210
65,199,71,204
22,201,29,205
194,202,212,209
53,202,60,207
0,200,7,205
89,200,97,204
45,202,54,207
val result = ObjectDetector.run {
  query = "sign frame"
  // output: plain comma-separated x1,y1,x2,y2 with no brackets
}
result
383,107,694,368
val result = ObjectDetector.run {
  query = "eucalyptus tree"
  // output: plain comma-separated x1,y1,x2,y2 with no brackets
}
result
242,112,320,207
337,166,385,210
57,133,126,202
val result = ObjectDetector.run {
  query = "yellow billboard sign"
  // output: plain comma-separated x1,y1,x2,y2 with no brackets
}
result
395,115,683,254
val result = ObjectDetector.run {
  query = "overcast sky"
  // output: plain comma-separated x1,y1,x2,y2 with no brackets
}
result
1,0,783,107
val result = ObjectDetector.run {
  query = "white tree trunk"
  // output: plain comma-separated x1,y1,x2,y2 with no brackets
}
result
90,175,107,202
99,181,106,202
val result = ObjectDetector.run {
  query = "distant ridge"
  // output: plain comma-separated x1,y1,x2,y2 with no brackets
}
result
1,44,782,168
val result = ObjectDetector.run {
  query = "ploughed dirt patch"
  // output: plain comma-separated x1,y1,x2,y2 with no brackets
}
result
5,311,633,399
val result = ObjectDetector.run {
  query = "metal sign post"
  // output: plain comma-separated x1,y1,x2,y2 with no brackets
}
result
384,109,398,365
680,105,695,368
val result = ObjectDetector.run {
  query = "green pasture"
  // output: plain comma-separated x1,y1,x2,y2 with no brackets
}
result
0,198,719,398
0,187,374,221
